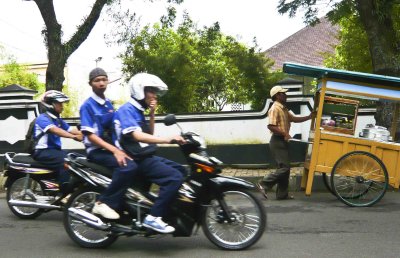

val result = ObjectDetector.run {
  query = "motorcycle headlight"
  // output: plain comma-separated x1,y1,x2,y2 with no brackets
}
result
192,135,207,148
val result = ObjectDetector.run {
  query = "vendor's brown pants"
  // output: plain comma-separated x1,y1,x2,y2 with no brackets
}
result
262,134,290,199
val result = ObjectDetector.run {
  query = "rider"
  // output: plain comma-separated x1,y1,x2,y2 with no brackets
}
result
80,67,137,220
113,73,187,234
32,90,82,193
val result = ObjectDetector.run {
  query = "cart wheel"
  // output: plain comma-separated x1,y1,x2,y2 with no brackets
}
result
330,151,388,207
322,173,336,196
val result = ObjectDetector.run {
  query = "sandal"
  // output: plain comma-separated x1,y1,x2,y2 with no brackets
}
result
256,180,268,199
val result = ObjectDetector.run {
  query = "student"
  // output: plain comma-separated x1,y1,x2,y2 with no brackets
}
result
113,73,186,233
80,67,137,220
32,90,82,193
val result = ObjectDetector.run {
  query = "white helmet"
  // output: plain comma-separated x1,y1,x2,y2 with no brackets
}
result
128,73,168,100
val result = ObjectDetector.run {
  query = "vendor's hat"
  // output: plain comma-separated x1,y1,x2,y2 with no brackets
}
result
270,85,288,97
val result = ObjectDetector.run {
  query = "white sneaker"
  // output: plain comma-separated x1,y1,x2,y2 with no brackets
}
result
143,215,175,233
60,194,71,205
92,202,120,220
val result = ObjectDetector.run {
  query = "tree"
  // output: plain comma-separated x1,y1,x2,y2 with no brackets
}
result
323,14,372,73
115,10,276,113
277,0,400,76
0,61,44,92
278,0,400,131
30,0,183,91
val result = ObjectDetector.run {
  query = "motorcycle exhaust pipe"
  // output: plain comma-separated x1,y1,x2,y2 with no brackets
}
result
8,200,61,210
68,207,110,230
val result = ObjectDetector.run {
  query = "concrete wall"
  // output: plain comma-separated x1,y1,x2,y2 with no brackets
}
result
0,89,375,169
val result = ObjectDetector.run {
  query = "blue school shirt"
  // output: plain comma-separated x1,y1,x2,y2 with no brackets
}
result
80,93,115,154
113,98,147,149
34,112,71,150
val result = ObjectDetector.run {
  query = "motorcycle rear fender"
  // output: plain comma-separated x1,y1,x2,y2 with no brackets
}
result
208,176,255,191
3,170,24,188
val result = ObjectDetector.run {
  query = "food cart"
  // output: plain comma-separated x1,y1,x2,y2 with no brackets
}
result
283,62,400,207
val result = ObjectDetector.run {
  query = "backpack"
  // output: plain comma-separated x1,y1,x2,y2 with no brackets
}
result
24,113,51,154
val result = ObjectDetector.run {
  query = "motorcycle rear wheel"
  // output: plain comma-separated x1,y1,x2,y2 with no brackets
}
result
202,189,266,250
6,177,44,219
63,187,118,248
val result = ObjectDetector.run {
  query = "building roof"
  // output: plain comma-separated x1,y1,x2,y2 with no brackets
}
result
276,78,303,85
265,17,339,71
0,84,37,93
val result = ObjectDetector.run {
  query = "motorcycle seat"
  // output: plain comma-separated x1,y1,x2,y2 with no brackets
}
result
75,158,114,177
11,154,51,168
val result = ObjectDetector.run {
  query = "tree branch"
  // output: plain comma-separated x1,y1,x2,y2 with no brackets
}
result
64,0,110,56
34,0,62,46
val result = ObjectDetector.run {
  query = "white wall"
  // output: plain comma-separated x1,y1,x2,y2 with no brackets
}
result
62,96,315,148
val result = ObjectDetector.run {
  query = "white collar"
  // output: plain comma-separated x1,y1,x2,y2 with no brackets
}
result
129,98,145,111
45,111,58,119
91,93,108,105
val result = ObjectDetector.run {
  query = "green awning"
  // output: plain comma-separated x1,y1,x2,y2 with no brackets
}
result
283,63,400,88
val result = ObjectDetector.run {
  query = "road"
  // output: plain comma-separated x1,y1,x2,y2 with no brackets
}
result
1,191,400,258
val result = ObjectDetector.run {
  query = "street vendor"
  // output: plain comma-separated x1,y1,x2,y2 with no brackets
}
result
257,85,313,200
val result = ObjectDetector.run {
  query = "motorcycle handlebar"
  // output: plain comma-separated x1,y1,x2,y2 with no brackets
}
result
170,139,179,144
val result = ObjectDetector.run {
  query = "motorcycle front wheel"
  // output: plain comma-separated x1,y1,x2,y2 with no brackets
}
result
202,189,266,250
6,177,44,219
63,187,118,248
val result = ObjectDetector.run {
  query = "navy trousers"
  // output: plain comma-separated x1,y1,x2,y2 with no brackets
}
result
32,148,69,193
136,156,185,217
88,149,138,210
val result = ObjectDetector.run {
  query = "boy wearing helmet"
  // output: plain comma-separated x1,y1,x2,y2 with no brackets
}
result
32,90,83,193
80,68,137,220
113,73,187,233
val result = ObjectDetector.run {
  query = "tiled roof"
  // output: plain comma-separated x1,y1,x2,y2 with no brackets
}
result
265,17,339,71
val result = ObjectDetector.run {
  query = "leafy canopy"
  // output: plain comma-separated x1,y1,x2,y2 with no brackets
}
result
0,47,44,92
114,8,276,113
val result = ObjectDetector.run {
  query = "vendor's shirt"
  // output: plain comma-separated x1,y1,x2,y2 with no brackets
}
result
34,112,71,150
80,93,115,154
113,98,148,150
268,101,294,135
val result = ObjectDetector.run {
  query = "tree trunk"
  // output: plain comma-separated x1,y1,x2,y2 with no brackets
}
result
34,0,109,91
355,0,399,131
355,0,400,76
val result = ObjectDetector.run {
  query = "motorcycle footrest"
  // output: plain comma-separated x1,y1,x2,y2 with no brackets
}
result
109,224,138,235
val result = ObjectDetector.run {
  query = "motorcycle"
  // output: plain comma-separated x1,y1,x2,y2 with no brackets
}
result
63,114,266,250
3,152,70,219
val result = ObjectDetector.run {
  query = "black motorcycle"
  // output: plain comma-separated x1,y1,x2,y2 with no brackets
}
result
3,152,69,219
63,114,266,250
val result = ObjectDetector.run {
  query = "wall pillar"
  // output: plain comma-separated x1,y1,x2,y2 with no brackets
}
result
0,84,39,169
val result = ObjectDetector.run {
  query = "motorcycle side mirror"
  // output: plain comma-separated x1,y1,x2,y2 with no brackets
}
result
164,114,176,126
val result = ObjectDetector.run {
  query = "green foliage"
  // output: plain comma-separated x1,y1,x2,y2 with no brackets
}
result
117,10,277,113
61,85,80,118
323,14,373,73
0,60,44,92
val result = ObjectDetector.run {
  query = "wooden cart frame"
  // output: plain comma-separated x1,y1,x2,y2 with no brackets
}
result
283,63,400,206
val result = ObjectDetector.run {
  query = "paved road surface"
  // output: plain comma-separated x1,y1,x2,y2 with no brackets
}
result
1,191,400,258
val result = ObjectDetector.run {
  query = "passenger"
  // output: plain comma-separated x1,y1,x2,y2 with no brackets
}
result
32,90,82,194
113,73,186,233
80,67,137,220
